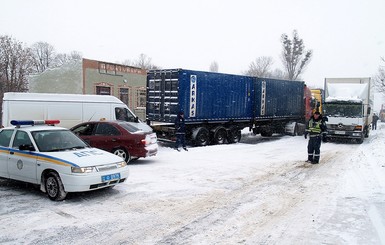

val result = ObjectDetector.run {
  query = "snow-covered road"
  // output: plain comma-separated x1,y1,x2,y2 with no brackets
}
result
1,125,385,245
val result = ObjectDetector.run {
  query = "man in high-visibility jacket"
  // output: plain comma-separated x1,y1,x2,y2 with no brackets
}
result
304,111,327,164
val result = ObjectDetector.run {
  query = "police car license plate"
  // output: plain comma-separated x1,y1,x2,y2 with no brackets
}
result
101,173,121,182
335,131,345,135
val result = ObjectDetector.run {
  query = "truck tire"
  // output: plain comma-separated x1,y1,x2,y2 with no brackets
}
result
227,127,241,143
192,127,210,146
260,130,273,137
212,127,227,144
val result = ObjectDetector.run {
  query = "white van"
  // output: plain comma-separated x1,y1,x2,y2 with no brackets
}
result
1,92,152,132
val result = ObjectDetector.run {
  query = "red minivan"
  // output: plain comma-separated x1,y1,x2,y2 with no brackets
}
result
71,121,157,163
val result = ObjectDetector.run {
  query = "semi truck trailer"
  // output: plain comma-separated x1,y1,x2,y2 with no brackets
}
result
146,69,313,146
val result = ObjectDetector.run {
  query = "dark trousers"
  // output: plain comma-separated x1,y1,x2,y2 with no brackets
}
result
175,132,186,148
308,135,322,163
372,122,377,130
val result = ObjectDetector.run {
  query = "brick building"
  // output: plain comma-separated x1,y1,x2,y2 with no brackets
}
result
82,58,147,120
29,58,147,120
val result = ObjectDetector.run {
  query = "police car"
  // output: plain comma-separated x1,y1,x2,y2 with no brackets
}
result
0,120,129,201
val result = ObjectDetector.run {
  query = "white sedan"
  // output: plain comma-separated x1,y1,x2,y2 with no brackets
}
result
0,120,129,201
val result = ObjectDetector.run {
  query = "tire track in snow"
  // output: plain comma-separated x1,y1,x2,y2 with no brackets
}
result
154,148,352,244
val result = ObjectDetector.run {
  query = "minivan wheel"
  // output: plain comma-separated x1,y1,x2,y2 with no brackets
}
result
45,172,67,201
113,148,131,163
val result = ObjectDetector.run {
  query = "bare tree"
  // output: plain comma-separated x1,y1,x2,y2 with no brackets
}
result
270,68,286,79
209,61,219,72
374,57,385,93
0,35,32,92
281,30,312,80
121,59,133,66
245,56,274,77
0,35,33,121
133,53,159,70
54,51,82,67
30,41,56,73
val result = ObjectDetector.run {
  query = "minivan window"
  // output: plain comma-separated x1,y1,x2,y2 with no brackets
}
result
115,107,137,122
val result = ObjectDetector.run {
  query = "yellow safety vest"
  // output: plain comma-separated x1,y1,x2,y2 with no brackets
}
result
308,118,322,134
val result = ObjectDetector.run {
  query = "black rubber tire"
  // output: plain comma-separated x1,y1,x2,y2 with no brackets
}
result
194,127,210,146
212,127,227,144
227,127,241,143
45,172,67,201
113,148,130,163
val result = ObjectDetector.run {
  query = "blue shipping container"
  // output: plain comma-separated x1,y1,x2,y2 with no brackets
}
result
147,69,304,123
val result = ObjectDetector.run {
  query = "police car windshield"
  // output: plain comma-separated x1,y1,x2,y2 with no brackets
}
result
32,130,88,152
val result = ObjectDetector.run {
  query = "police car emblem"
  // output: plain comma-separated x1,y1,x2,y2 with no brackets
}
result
17,160,24,170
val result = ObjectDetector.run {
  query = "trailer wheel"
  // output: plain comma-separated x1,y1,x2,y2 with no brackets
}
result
260,130,273,137
227,127,241,143
192,127,210,146
212,127,227,144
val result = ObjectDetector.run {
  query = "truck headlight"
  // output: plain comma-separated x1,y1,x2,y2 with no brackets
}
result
71,166,94,173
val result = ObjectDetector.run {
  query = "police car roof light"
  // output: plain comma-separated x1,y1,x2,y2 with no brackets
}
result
10,120,60,126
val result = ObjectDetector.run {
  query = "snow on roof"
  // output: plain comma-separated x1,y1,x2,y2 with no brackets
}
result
3,92,123,104
325,83,368,103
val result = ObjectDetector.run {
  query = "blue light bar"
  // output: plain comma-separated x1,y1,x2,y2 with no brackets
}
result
10,120,60,126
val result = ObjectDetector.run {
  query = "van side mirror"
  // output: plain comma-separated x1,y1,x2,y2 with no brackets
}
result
19,144,35,151
134,116,139,123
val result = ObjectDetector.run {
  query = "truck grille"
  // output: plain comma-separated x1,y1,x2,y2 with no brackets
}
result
328,123,355,131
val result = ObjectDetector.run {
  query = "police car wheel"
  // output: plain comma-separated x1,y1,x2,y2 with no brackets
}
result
45,172,67,201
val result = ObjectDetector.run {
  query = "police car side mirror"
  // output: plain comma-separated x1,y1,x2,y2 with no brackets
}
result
19,144,35,151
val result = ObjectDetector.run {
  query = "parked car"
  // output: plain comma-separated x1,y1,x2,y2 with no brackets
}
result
70,120,158,163
0,120,129,201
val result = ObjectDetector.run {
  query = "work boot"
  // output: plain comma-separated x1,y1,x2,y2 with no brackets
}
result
307,156,313,163
313,156,320,164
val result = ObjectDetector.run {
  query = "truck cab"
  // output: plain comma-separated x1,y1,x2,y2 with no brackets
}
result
323,100,370,143
323,78,372,144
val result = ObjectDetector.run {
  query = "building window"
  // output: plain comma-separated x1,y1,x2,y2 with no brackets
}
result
119,88,130,106
136,88,146,108
96,86,111,95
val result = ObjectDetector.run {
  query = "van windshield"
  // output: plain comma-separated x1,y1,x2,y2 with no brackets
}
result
115,107,137,122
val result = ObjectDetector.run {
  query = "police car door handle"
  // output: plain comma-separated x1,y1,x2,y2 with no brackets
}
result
10,151,14,155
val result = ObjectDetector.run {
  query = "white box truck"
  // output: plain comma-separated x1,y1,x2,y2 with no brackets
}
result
323,78,372,143
1,92,152,132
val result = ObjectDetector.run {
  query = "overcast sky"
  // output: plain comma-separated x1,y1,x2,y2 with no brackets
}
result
1,0,385,89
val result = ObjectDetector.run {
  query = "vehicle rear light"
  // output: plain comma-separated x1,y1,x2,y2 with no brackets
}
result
141,134,154,145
